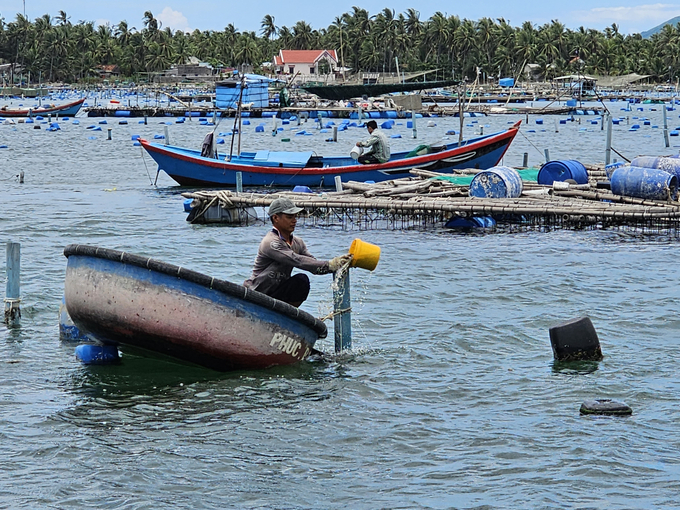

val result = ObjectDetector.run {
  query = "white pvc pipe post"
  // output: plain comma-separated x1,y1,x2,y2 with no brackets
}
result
605,113,613,166
4,242,20,326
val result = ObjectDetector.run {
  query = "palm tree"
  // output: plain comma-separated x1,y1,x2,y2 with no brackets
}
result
261,15,277,40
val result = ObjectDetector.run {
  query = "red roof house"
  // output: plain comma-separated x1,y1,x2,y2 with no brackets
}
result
273,50,338,81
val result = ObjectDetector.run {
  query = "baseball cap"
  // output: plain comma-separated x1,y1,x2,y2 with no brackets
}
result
268,197,304,216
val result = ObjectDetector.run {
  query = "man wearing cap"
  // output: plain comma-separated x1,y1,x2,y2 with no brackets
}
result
356,120,390,164
244,197,352,307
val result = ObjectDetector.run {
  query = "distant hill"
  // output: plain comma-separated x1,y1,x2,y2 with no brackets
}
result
641,16,680,38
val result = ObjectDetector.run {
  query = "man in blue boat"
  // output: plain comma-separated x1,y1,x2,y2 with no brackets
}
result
244,198,352,307
356,120,391,164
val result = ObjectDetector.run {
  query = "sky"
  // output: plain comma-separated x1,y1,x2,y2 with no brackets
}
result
3,0,680,35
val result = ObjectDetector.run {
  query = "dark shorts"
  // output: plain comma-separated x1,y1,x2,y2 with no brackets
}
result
358,153,381,165
268,273,310,305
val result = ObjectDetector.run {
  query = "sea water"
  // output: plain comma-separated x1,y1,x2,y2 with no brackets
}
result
1,104,680,508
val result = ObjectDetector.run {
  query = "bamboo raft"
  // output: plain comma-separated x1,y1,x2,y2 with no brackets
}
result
180,165,680,233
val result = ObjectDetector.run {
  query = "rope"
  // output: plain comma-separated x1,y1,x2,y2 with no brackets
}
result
518,129,548,159
318,307,352,322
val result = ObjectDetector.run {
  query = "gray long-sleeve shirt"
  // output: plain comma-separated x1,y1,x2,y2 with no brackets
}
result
243,228,331,295
358,128,391,163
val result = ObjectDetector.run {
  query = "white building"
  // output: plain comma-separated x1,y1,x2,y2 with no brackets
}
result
272,50,338,82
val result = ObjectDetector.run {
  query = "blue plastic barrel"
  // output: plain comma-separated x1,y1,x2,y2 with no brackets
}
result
610,166,678,201
537,160,589,185
469,166,523,198
75,344,120,365
566,99,577,107
115,110,131,117
630,156,680,180
445,215,497,228
293,185,313,193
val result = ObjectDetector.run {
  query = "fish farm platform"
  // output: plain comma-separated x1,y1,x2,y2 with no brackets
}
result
180,166,680,233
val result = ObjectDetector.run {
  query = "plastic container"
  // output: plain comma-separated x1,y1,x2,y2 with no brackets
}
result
445,216,496,229
468,166,523,199
610,166,678,201
350,146,363,160
348,239,381,271
630,156,680,180
75,344,120,365
537,160,589,185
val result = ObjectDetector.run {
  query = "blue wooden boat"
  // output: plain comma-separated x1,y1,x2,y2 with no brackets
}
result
0,98,85,118
63,245,327,371
140,121,521,187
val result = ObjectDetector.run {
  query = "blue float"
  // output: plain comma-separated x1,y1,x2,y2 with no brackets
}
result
255,125,264,132
611,166,678,201
630,156,680,180
75,344,120,365
445,215,496,229
469,166,523,198
537,160,589,185
293,185,313,193
115,110,131,117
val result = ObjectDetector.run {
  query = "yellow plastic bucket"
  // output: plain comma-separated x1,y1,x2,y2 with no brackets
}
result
349,239,381,271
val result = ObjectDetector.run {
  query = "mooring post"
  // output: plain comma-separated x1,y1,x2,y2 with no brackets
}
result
334,175,343,192
144,115,148,125
522,152,529,168
358,105,363,124
18,171,24,183
4,242,20,326
164,125,170,146
333,270,351,352
317,111,323,129
663,105,670,148
412,110,418,139
332,125,338,142
107,128,112,141
544,148,550,163
236,171,243,193
605,113,613,166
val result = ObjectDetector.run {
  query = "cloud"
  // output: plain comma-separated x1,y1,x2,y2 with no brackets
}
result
156,7,191,33
571,3,680,29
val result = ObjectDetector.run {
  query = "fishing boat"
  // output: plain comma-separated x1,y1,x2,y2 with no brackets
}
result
140,121,521,187
0,98,85,118
63,244,327,371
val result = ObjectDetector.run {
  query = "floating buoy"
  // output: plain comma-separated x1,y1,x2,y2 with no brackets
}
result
75,344,120,365
549,316,603,361
580,399,632,416
293,185,313,193
469,166,523,198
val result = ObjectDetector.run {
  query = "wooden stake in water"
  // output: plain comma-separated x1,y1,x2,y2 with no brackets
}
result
605,113,613,166
663,105,670,148
523,152,529,168
333,270,351,352
4,242,20,326
333,125,338,142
